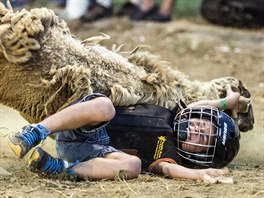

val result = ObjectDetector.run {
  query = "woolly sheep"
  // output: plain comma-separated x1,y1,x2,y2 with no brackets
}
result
0,2,253,132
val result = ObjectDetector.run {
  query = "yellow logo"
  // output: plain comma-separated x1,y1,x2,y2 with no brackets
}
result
154,136,166,160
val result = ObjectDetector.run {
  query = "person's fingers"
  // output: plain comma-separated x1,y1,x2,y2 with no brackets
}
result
231,109,238,119
225,84,240,112
226,84,240,95
225,84,231,90
226,84,236,95
215,84,225,92
238,96,251,113
225,84,233,98
216,176,234,184
200,170,233,184
200,172,218,184
202,175,234,184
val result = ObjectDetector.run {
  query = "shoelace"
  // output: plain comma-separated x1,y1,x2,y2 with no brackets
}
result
66,160,79,175
43,155,63,174
20,127,40,146
20,125,50,146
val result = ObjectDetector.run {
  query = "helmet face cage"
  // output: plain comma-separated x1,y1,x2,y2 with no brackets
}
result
173,106,221,166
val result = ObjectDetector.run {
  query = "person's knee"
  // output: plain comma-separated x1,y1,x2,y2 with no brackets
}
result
96,97,116,121
105,152,141,179
125,155,141,179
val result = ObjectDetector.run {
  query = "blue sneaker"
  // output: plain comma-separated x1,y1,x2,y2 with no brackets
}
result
8,124,50,159
28,147,64,175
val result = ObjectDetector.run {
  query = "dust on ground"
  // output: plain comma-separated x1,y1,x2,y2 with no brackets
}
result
0,15,264,198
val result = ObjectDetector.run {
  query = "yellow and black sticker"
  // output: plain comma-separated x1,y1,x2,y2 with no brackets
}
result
153,136,166,160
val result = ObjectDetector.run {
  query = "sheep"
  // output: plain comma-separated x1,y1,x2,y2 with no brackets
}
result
0,2,253,132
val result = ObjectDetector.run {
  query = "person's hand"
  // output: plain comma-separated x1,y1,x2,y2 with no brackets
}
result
198,167,234,184
225,84,240,118
225,84,240,109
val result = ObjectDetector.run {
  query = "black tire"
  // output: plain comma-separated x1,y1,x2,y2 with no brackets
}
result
200,0,264,28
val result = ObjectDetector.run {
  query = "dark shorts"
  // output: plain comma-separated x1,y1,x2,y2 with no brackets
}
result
54,93,118,163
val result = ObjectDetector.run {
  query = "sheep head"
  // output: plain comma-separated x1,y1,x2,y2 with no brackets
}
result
228,80,254,132
211,77,254,132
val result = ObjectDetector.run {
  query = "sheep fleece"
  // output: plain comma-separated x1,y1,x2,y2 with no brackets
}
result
0,4,254,132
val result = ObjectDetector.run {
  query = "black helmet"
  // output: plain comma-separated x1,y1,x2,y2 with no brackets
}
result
173,106,240,168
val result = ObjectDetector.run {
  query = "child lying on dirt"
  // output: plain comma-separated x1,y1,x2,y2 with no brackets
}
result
8,84,239,184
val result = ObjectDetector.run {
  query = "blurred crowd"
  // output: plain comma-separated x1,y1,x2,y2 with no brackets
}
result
78,0,176,23
7,0,264,28
8,0,176,23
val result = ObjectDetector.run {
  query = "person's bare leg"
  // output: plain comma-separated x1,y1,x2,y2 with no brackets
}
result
72,152,141,180
138,0,155,12
40,97,115,133
159,0,176,16
8,96,115,158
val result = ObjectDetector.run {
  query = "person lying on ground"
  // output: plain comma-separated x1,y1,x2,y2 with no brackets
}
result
107,84,240,184
8,85,239,183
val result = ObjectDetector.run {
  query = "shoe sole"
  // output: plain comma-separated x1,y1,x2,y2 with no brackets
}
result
7,137,23,159
28,147,42,172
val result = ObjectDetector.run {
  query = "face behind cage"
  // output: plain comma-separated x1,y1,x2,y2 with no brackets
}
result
174,106,220,165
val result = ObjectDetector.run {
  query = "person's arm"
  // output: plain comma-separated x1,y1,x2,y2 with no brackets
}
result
158,161,233,184
188,84,240,118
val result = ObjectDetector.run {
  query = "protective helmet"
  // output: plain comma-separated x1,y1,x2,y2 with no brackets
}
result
173,106,240,168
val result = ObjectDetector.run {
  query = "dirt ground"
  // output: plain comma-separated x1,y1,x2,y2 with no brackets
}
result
0,12,264,198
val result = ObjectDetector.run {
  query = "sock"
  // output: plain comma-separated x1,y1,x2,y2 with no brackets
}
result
63,160,69,169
